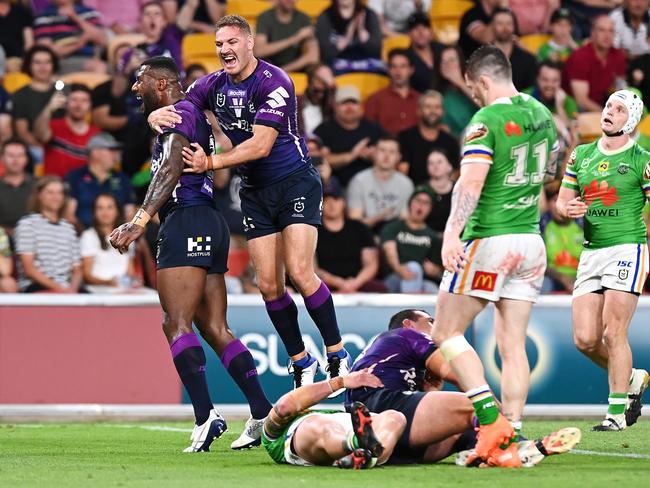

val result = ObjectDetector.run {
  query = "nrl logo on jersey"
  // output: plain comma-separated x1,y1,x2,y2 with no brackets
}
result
465,123,488,143
216,93,226,107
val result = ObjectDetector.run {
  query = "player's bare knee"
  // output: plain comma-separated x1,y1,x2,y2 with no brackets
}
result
257,278,285,300
384,410,407,431
573,330,600,353
286,268,317,294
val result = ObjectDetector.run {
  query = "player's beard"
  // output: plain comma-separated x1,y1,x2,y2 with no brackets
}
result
141,91,159,118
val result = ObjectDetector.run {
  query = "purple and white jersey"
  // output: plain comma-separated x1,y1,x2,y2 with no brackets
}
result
151,99,215,221
186,59,309,188
349,328,437,393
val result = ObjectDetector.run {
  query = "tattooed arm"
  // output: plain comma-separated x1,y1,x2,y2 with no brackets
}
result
110,133,188,253
441,163,490,273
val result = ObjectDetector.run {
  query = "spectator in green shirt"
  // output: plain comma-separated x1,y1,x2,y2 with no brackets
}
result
537,8,579,63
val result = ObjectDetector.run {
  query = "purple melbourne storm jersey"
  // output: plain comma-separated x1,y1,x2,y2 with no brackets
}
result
348,328,437,393
185,59,309,188
151,99,215,221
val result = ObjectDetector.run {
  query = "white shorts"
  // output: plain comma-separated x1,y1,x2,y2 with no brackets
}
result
573,243,649,297
439,234,546,302
283,412,352,466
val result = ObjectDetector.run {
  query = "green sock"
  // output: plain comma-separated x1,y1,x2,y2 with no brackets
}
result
345,431,359,452
511,421,522,441
467,386,499,425
607,393,627,416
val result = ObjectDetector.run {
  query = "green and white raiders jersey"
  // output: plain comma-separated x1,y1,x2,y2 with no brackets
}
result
461,93,558,240
561,138,650,249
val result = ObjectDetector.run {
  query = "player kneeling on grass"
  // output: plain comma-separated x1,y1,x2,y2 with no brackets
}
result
262,369,405,468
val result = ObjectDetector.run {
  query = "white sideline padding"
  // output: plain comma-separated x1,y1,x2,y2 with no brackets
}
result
0,404,646,421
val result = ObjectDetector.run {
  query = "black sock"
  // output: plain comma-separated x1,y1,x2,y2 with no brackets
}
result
264,291,305,356
171,333,213,425
304,282,342,347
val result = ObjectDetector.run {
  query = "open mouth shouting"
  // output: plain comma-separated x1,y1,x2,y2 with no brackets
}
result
221,53,238,70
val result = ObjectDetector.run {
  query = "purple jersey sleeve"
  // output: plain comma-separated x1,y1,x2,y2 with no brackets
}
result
185,72,218,112
162,101,196,141
396,328,437,366
253,69,295,131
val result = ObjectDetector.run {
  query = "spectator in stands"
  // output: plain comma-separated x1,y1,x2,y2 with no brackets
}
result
364,49,420,135
255,0,319,72
0,48,11,144
508,0,559,36
14,175,84,293
174,0,226,33
405,12,445,94
315,0,383,74
313,85,384,187
347,135,414,232
563,15,627,111
414,149,453,234
524,61,578,129
0,139,34,233
0,0,34,59
458,0,502,61
432,45,478,138
397,90,459,185
80,193,140,291
306,133,340,189
82,0,147,34
33,0,108,73
629,51,650,109
541,191,583,293
491,7,538,91
12,45,58,165
367,0,431,37
610,0,650,58
316,181,386,293
298,63,336,134
537,7,579,63
92,46,151,176
0,226,17,292
381,189,442,293
34,83,100,178
564,0,624,40
183,63,208,89
64,133,135,230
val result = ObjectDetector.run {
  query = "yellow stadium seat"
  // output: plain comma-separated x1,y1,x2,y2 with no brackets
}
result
227,0,271,24
638,115,650,138
108,34,146,68
182,32,216,65
335,73,390,102
382,34,411,61
2,71,31,94
186,56,222,73
519,34,551,55
59,72,111,89
577,112,602,143
296,0,329,20
289,72,308,96
430,0,474,19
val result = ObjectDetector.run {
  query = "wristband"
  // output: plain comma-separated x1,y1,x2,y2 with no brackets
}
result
328,376,344,392
207,155,223,171
130,208,151,228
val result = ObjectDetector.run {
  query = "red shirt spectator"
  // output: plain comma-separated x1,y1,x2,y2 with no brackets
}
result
44,118,100,177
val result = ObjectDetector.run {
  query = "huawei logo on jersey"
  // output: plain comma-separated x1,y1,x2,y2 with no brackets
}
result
504,120,522,137
583,179,619,206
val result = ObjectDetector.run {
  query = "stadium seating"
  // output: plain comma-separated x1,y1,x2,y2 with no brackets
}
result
289,72,308,96
638,114,650,138
226,0,270,27
296,0,329,21
59,72,111,89
226,248,250,277
382,34,411,61
335,72,390,102
430,0,473,44
576,112,602,143
2,71,31,94
182,33,222,72
519,34,551,55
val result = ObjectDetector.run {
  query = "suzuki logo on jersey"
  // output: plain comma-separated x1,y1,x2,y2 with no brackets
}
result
583,180,619,206
187,236,211,257
471,271,497,292
267,86,289,108
504,120,522,137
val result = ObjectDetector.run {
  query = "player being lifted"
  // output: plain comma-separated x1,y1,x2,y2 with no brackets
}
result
558,89,650,431
148,15,352,397
432,46,559,462
110,57,272,452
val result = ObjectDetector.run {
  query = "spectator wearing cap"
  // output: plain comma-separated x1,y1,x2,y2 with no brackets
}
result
315,0,383,74
458,0,503,61
315,180,386,293
508,0,558,36
64,133,135,230
347,134,414,233
538,8,579,63
610,0,650,59
365,49,420,135
35,83,100,178
563,15,627,111
367,0,431,37
0,139,34,233
405,12,445,93
313,85,384,187
297,63,336,135
491,8,538,91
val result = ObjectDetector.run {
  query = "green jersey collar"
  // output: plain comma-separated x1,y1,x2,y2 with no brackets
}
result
491,93,529,106
597,137,635,156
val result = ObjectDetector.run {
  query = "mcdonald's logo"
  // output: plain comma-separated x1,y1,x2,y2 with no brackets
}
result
471,271,497,292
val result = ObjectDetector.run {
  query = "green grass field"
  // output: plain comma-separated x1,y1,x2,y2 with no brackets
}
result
1,420,648,487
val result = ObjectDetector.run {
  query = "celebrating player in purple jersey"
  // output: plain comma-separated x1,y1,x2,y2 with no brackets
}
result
148,15,351,392
109,56,272,452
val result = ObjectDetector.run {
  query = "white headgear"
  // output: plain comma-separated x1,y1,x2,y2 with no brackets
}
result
604,90,644,135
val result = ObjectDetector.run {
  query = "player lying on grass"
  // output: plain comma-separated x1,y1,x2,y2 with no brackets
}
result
346,309,582,468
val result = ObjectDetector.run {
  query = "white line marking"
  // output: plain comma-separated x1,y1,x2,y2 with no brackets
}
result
106,424,193,433
571,449,650,460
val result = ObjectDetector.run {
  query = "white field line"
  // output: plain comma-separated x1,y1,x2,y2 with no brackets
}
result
570,449,650,460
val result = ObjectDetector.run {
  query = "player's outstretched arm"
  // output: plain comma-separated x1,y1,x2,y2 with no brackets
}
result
109,133,188,253
264,369,383,438
442,163,490,273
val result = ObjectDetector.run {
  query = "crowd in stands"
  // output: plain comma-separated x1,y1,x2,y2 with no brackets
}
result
1,0,650,295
